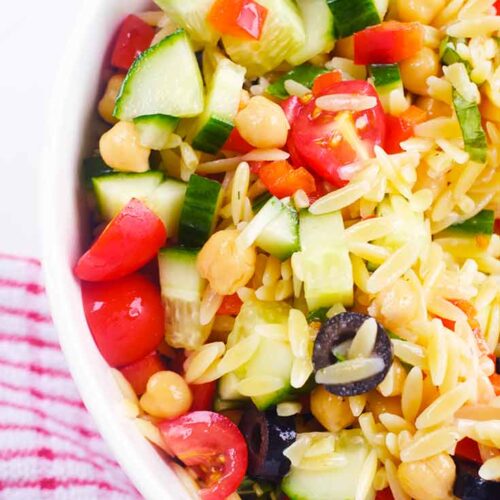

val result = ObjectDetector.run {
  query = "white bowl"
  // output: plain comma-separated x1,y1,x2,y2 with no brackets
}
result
40,1,192,498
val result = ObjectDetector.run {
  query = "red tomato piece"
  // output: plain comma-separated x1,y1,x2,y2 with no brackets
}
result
495,0,500,14
190,382,217,412
495,219,500,235
258,160,316,198
354,21,424,65
160,411,248,500
82,274,164,367
222,127,254,154
120,352,166,395
491,373,500,395
207,0,268,40
111,15,155,70
289,80,386,186
376,489,395,500
455,438,482,464
312,70,343,97
75,198,166,282
217,294,243,316
281,95,304,125
384,105,427,154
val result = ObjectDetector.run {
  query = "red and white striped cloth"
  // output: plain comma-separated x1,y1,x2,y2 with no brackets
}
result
0,254,141,499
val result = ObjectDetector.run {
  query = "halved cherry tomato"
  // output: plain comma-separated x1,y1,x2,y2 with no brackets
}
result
376,489,395,500
495,219,500,235
82,274,164,367
217,294,243,316
455,438,482,464
207,0,268,40
75,198,166,282
111,15,155,70
258,160,316,198
312,70,343,97
222,127,254,154
384,105,428,154
354,21,424,65
120,352,166,395
289,80,386,186
160,411,248,500
281,96,304,125
495,0,500,14
190,382,217,412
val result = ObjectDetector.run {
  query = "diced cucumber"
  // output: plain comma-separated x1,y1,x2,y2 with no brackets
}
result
133,114,180,150
114,30,204,121
202,46,226,85
252,192,272,213
299,210,353,310
282,430,371,500
221,0,305,77
153,0,219,45
158,247,210,350
287,0,335,66
256,200,300,260
440,37,471,70
82,156,113,190
191,58,246,154
218,372,246,401
226,300,294,410
178,174,223,247
306,308,329,323
452,89,487,164
369,64,404,112
327,0,387,39
144,179,187,238
447,210,495,236
92,171,164,220
267,64,329,100
213,398,245,412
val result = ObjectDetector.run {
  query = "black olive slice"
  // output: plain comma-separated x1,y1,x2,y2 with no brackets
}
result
453,457,500,499
239,405,296,482
312,312,393,396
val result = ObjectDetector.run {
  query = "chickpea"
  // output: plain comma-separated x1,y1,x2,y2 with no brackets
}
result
400,47,440,96
98,74,125,124
197,230,256,295
397,0,446,24
397,453,456,500
310,386,355,432
235,96,290,149
99,121,150,172
366,392,403,420
334,36,355,60
415,96,452,118
139,371,192,419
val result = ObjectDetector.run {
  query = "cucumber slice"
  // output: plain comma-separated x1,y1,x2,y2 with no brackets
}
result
452,89,487,164
226,300,294,410
369,64,404,113
153,0,219,45
158,247,210,350
178,174,223,247
281,430,370,500
191,58,246,154
82,156,113,190
114,29,204,121
287,0,335,66
133,114,180,150
92,171,164,220
299,210,353,310
447,210,495,236
145,179,187,238
221,0,305,77
327,0,386,39
267,64,329,100
440,37,471,70
256,200,300,260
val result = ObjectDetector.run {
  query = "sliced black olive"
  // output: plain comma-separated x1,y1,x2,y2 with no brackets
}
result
453,456,500,499
239,405,296,482
312,312,393,397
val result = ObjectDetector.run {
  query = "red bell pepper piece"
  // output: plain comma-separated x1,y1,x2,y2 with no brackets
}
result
258,160,316,199
495,0,500,14
217,294,243,316
111,15,155,70
455,438,483,464
222,127,254,154
376,489,395,500
207,0,268,40
354,21,424,65
190,382,217,412
120,352,167,396
384,105,427,154
312,70,343,97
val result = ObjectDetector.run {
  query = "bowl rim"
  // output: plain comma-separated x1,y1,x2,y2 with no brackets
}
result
39,1,192,498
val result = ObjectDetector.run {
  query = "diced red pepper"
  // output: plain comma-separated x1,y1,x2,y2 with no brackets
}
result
222,127,254,154
120,352,166,396
455,438,483,464
384,105,428,154
495,219,500,235
376,489,395,500
111,15,155,70
207,0,268,40
354,21,424,65
312,70,343,97
217,294,243,316
490,373,500,396
495,0,500,14
258,160,316,199
190,382,217,412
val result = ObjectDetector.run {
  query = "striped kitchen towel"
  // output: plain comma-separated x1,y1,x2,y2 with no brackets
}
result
0,254,140,499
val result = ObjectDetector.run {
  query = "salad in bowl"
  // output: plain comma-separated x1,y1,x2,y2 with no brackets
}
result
74,0,500,498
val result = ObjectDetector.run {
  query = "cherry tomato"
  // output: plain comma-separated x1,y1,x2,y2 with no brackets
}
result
289,80,386,186
190,382,217,412
82,274,164,367
222,127,254,154
455,438,482,464
376,488,395,500
312,70,342,97
217,294,243,316
495,0,500,14
75,198,167,282
111,15,155,70
120,352,166,395
384,106,427,154
160,411,248,500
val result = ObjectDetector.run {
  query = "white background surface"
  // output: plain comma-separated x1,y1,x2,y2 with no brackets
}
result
0,1,82,256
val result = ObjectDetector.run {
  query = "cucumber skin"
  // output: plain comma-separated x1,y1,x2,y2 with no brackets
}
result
82,156,113,189
448,210,495,236
267,64,328,99
192,116,234,154
327,0,382,39
369,64,401,90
